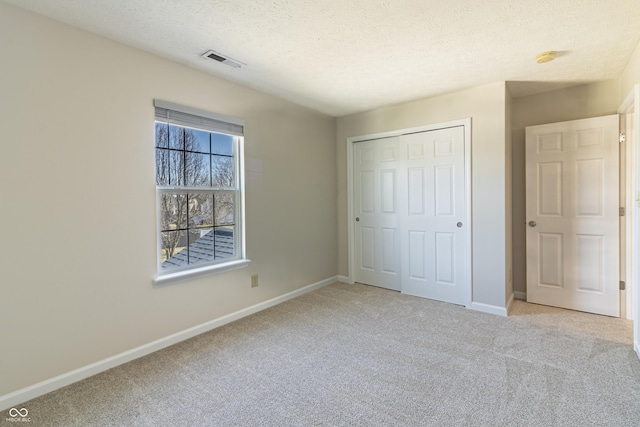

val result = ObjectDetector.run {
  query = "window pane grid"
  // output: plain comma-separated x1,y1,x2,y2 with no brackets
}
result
160,194,236,232
156,118,240,273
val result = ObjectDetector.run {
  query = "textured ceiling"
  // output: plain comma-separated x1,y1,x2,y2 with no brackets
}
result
5,0,640,117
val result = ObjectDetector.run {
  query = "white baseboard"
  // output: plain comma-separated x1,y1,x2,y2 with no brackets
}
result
337,275,352,284
469,301,508,317
514,291,527,300
0,276,337,411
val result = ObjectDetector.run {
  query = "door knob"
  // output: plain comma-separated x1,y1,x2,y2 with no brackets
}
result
355,217,360,222
528,221,537,227
457,222,463,228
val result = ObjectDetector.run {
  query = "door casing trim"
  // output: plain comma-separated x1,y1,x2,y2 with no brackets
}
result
619,84,640,358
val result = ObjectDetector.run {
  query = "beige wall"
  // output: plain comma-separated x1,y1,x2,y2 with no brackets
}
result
337,82,509,309
510,80,620,295
0,3,337,397
621,39,640,101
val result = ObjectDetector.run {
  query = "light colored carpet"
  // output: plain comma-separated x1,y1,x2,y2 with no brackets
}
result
13,283,640,426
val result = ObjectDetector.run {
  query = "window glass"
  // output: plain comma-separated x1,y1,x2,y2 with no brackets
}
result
155,116,243,275
212,155,234,188
212,133,233,155
155,123,168,148
190,129,211,153
185,152,211,187
169,125,184,150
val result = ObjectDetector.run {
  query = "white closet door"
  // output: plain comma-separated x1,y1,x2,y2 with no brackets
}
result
526,115,619,316
353,137,401,290
399,126,467,305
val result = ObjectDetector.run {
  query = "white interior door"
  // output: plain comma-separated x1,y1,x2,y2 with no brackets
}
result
399,126,467,305
351,123,468,304
526,115,619,316
353,137,401,290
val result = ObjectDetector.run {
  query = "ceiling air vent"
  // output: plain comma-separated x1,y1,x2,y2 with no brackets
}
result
201,50,242,69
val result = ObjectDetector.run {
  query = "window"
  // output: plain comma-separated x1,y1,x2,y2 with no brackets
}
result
154,100,248,284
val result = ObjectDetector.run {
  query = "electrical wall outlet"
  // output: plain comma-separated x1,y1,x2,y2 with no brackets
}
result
251,274,259,288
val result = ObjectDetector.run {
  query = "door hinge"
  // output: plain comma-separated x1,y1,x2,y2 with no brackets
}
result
620,207,626,216
620,132,626,143
620,281,626,290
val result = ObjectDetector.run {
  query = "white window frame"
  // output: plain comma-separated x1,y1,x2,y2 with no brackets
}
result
153,100,249,286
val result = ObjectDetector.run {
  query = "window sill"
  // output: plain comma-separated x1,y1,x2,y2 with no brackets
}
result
153,259,251,287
